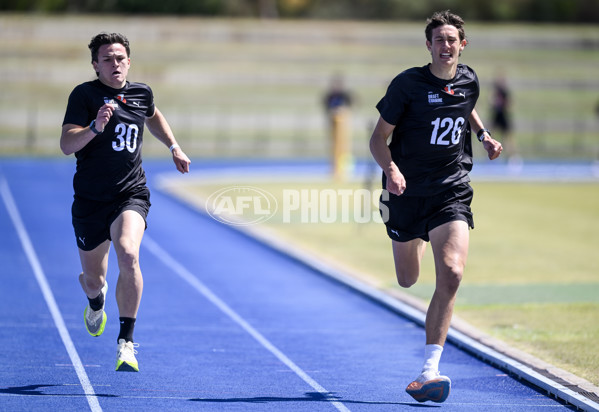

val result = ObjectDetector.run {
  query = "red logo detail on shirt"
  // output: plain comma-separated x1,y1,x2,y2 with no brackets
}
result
444,84,455,95
116,94,127,103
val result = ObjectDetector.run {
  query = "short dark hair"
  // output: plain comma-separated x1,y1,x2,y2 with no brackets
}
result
88,32,130,63
425,10,466,43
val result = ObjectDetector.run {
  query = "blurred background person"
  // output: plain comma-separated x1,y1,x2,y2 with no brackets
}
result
491,71,520,167
323,73,353,181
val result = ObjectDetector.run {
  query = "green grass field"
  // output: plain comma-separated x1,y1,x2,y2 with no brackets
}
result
166,178,599,386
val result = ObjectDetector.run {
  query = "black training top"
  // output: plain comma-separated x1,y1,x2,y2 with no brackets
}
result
63,80,155,202
376,64,479,196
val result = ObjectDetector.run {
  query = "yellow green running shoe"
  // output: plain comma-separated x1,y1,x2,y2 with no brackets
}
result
115,339,139,372
83,281,107,337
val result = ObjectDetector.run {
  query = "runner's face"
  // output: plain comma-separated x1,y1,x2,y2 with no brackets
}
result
426,25,466,71
93,43,130,89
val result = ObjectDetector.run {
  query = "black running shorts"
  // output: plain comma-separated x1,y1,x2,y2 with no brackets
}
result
380,183,474,242
71,187,151,251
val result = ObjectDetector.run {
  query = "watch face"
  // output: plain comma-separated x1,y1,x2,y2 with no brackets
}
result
478,129,490,141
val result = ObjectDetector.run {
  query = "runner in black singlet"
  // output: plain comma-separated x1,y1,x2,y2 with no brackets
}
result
61,32,191,372
369,11,502,403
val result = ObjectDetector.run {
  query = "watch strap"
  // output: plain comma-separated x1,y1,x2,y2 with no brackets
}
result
89,120,102,135
477,128,490,142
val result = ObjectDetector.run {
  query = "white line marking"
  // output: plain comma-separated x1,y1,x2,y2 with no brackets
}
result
0,178,102,412
143,235,350,412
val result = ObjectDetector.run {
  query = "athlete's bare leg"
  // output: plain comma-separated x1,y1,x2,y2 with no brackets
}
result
392,238,427,288
426,220,469,346
110,210,145,318
78,240,110,298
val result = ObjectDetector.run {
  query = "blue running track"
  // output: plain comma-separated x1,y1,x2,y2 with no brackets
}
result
0,158,589,411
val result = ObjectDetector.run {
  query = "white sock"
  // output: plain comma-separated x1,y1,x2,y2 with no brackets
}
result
421,344,443,376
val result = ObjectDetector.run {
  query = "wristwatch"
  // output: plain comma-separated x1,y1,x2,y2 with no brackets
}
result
477,128,491,142
89,120,102,135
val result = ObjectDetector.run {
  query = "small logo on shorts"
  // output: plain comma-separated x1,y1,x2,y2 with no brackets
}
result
78,236,86,246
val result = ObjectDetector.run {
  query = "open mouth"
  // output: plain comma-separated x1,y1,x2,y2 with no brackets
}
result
440,53,452,59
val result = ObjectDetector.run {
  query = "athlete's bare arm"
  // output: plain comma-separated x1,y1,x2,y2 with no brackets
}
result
469,109,503,160
369,116,405,196
145,107,191,174
60,103,114,155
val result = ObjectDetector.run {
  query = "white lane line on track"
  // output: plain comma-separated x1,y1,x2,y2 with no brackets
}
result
0,178,102,412
143,235,351,412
